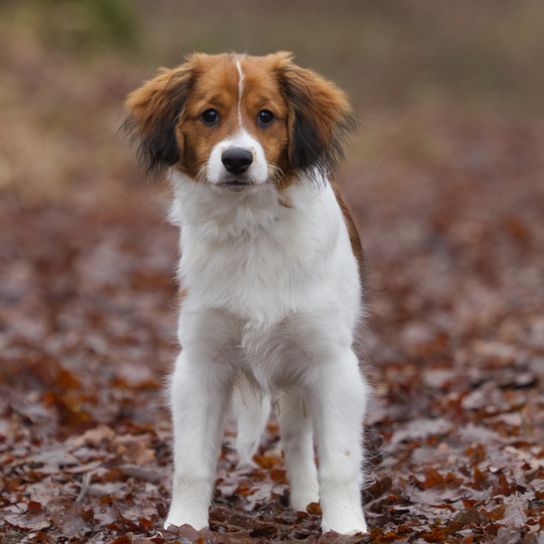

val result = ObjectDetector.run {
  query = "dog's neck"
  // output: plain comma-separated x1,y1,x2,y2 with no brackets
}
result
168,170,325,242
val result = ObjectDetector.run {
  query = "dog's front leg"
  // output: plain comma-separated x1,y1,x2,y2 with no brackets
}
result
164,351,233,530
279,391,319,511
309,349,368,535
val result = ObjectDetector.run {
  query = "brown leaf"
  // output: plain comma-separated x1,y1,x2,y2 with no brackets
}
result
72,425,116,447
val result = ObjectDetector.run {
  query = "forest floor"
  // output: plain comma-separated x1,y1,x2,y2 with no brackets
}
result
1,113,544,543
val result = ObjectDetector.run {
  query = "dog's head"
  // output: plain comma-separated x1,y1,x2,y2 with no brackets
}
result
122,52,354,189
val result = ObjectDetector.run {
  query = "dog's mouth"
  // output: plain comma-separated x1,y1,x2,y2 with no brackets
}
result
219,177,253,188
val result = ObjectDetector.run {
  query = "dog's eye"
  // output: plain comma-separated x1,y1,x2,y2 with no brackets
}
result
257,110,274,127
201,109,219,125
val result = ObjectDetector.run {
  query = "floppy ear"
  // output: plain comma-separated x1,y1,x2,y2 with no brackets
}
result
274,52,355,175
121,60,196,177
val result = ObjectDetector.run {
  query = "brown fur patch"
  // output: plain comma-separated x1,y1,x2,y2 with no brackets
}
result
332,182,364,275
122,60,196,176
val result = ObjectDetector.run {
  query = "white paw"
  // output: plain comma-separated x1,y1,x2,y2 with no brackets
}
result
290,491,320,513
322,515,368,536
163,515,208,531
289,478,320,512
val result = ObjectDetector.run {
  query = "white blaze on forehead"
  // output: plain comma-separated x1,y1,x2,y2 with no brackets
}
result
235,57,245,127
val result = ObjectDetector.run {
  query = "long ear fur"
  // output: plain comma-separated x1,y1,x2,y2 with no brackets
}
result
121,59,197,177
274,52,355,176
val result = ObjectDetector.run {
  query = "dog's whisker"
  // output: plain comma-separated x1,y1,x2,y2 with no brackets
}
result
267,162,285,184
195,164,208,184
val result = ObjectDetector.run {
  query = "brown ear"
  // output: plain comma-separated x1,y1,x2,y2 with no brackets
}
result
274,52,355,176
121,59,197,177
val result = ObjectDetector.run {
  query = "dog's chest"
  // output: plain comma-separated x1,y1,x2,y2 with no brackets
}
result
180,210,323,322
171,177,341,323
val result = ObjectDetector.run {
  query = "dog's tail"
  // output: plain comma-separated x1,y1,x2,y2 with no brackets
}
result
231,373,271,465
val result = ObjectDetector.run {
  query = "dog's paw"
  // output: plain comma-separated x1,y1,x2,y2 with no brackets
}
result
163,515,208,532
290,490,320,513
321,515,368,536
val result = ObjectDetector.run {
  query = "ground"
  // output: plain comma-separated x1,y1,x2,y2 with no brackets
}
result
1,112,543,543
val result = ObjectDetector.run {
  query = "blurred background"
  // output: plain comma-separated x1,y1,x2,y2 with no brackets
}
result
1,0,543,200
1,2,544,540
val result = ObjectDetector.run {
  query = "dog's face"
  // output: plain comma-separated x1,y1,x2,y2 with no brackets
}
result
123,52,354,189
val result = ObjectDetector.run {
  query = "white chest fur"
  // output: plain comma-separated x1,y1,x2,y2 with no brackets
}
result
169,171,361,332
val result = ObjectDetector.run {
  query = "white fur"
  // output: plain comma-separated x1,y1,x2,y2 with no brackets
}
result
206,129,269,185
236,58,245,127
231,373,271,464
164,166,368,535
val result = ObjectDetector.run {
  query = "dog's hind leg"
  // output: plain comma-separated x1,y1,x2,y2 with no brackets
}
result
232,373,271,465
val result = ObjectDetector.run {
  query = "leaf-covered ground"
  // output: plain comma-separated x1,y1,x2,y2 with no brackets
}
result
1,115,544,543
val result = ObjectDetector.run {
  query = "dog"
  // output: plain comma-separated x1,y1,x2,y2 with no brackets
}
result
122,52,369,536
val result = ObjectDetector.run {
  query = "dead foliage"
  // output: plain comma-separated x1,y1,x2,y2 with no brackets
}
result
1,116,544,543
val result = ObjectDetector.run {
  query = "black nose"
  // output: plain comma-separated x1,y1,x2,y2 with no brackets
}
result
221,147,253,175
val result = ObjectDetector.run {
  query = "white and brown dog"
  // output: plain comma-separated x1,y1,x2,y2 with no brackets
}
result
123,52,368,535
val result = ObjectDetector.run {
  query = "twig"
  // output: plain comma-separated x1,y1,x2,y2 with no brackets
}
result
76,472,92,503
